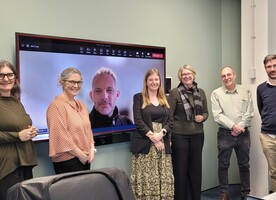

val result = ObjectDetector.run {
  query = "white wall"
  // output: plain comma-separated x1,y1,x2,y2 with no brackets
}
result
241,0,269,197
0,0,241,190
268,0,276,53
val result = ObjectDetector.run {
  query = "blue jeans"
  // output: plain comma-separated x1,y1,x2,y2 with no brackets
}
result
217,128,250,197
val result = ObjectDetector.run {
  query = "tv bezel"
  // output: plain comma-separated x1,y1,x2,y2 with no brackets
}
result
15,32,166,144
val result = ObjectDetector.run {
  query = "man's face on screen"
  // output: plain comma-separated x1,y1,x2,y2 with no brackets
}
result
90,73,120,117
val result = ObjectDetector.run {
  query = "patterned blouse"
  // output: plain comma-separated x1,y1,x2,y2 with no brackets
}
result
47,95,94,162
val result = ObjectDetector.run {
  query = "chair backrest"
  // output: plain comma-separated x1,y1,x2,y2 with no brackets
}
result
6,167,136,200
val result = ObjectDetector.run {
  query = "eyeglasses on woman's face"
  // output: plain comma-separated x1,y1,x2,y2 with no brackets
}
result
64,80,83,86
181,72,193,77
0,73,16,80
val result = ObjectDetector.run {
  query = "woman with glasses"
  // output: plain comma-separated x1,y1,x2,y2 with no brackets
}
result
0,60,38,200
169,65,208,200
47,67,95,174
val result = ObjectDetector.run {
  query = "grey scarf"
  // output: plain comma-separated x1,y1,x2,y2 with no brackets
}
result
177,82,203,121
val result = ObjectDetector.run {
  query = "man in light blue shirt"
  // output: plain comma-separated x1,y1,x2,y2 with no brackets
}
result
211,66,254,200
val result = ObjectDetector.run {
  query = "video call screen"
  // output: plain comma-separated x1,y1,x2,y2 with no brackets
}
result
16,33,166,141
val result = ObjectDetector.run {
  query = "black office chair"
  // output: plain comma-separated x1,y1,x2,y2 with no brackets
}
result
246,194,264,200
6,167,136,200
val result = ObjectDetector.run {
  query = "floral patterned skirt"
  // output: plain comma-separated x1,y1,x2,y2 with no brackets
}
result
130,123,174,200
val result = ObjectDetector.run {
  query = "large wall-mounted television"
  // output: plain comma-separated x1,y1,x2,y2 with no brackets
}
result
16,33,166,144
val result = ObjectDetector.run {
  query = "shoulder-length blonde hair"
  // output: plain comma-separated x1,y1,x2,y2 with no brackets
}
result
141,68,170,109
177,64,196,81
58,67,82,89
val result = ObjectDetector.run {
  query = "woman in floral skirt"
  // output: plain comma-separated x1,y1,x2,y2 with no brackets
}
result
130,68,174,200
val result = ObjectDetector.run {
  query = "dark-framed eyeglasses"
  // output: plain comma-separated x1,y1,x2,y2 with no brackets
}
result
64,80,83,86
0,73,16,80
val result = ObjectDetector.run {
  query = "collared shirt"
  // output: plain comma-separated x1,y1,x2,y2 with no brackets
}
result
211,84,254,130
267,80,276,86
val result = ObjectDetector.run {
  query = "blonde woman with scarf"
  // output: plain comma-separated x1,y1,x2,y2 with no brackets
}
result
169,65,208,200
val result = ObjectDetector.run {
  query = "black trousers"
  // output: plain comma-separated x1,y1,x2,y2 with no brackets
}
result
171,133,204,200
53,157,90,174
0,166,33,200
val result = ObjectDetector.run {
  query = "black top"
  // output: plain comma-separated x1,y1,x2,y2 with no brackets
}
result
147,104,165,123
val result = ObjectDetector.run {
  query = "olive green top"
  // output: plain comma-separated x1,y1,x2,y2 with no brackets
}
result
0,96,37,180
169,87,209,136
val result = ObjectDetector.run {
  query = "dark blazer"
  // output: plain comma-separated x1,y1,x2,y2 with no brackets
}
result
130,93,173,154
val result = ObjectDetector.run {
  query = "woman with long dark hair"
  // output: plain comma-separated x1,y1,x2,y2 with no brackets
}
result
0,60,38,200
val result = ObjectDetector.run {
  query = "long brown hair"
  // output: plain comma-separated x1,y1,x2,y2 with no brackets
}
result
0,60,20,98
141,68,169,109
